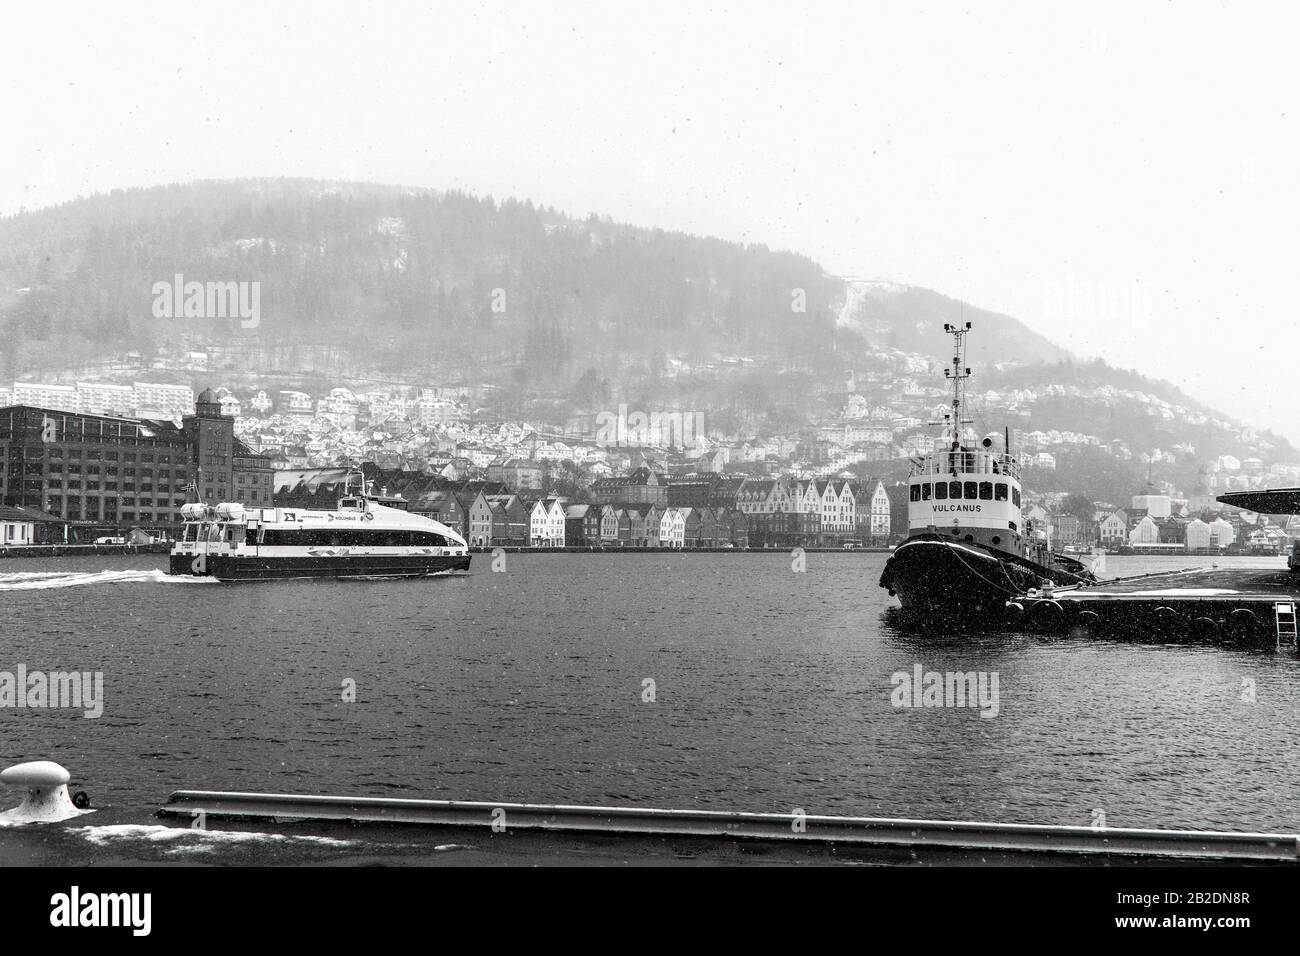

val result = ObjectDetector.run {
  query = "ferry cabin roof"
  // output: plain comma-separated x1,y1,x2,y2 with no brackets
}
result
179,501,466,543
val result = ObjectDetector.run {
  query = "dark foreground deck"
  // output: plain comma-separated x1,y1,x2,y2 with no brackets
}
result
1011,566,1300,647
155,790,1298,864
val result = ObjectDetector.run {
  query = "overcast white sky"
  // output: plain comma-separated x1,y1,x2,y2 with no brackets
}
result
3,1,1298,439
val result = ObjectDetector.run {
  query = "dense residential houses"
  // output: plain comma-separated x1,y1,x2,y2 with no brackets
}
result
660,508,686,548
6,380,194,420
591,468,668,507
528,498,566,547
1049,514,1081,547
1099,509,1129,548
1029,491,1293,555
8,353,1300,554
489,458,545,491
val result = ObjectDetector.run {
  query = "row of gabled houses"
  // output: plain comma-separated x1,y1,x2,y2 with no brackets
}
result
589,470,891,541
562,504,751,548
273,465,895,548
426,494,867,550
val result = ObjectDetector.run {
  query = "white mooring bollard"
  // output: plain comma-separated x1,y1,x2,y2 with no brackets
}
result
0,761,94,824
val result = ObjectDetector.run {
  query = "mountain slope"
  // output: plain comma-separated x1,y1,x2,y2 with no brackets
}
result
0,179,1071,381
837,280,1071,368
0,178,1289,476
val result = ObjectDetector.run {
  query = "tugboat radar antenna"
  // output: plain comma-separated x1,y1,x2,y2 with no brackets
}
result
940,321,975,446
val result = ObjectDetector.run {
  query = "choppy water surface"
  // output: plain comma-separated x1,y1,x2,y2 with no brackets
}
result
0,552,1297,862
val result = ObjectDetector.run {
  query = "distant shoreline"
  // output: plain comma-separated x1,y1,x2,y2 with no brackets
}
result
0,543,893,560
467,545,894,554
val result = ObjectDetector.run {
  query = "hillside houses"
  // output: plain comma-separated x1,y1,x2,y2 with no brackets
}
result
28,336,1298,552
196,361,1299,523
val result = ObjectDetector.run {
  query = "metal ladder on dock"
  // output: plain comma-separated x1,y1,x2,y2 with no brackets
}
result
1273,602,1298,650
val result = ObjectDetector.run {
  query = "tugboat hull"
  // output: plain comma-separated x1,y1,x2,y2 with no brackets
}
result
880,538,1047,617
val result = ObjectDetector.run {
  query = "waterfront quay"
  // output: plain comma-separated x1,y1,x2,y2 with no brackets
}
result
1012,565,1300,647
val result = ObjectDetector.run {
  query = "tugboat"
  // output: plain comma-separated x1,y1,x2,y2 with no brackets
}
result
879,322,1095,616
170,472,471,582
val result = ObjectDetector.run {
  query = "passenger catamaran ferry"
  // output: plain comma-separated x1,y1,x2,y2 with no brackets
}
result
169,474,470,582
879,323,1094,615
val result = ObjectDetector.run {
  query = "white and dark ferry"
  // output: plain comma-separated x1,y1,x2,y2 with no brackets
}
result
879,323,1095,615
169,475,470,582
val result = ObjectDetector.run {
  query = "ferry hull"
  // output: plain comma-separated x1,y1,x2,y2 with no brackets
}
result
170,552,471,581
170,552,202,576
879,538,1045,617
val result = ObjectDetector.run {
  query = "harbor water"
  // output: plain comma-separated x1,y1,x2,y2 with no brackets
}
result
1,552,1297,864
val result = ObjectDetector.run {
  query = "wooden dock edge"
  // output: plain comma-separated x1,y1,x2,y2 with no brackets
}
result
158,790,1300,861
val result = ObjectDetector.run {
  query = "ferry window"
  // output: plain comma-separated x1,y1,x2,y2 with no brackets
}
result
261,529,449,548
934,482,947,500
1013,488,1021,507
245,528,258,546
963,481,977,499
921,483,931,501
910,484,921,502
949,481,961,499
995,483,1008,501
979,482,993,500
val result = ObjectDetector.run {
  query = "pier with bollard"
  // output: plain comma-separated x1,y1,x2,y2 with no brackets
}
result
1008,565,1300,650
156,789,1300,863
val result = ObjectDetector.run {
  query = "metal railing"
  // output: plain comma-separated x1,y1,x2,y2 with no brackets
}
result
910,451,1020,480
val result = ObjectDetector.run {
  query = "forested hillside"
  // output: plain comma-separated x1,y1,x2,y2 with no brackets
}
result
0,178,1290,472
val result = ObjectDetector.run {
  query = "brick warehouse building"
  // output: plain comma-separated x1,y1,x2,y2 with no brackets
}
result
0,388,272,541
182,388,274,508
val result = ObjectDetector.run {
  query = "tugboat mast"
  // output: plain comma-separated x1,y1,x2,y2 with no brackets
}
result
941,321,974,448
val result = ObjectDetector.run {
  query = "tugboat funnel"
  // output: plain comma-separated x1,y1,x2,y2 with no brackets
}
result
0,761,93,824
